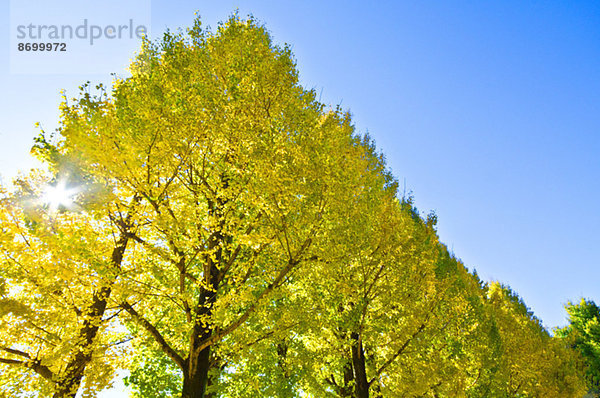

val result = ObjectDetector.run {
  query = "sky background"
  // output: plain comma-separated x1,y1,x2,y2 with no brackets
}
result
1,1,599,396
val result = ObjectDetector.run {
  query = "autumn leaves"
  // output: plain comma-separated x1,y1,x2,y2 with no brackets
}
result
0,15,590,398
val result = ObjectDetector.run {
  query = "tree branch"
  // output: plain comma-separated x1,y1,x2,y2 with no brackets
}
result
120,301,186,371
0,350,54,381
369,321,428,385
1,347,30,358
0,357,23,366
193,237,313,353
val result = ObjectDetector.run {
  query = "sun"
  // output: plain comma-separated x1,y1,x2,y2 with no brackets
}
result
40,180,79,211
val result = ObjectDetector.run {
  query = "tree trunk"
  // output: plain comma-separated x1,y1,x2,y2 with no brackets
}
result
276,341,289,378
53,232,129,397
182,237,221,398
181,339,211,398
52,287,111,398
351,331,370,398
181,177,229,398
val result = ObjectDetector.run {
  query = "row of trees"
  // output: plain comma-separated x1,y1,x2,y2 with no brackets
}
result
0,15,597,398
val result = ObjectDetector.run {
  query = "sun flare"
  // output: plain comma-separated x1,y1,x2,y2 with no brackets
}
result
41,180,79,211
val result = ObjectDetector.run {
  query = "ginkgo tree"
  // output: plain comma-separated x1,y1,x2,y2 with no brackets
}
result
0,169,140,397
53,14,388,398
0,12,590,398
453,281,587,398
556,299,600,397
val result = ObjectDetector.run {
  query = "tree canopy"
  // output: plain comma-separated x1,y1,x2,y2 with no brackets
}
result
0,14,591,398
556,299,600,397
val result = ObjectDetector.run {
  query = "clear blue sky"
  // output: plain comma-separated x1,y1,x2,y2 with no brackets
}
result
1,1,599,394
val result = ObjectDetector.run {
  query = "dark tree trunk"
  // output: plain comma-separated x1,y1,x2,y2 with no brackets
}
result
52,287,111,398
181,337,212,398
181,176,235,398
335,305,358,398
276,341,289,378
182,223,222,398
350,332,370,398
181,296,216,398
52,233,129,397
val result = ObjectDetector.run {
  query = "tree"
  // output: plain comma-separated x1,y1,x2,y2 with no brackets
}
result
54,14,381,398
475,282,587,397
556,299,600,397
0,170,139,397
0,12,589,398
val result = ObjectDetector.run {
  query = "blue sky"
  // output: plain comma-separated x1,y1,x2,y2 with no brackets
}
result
1,1,599,393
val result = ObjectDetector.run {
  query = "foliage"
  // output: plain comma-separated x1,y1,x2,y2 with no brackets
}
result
556,299,600,396
0,172,138,397
0,13,590,398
